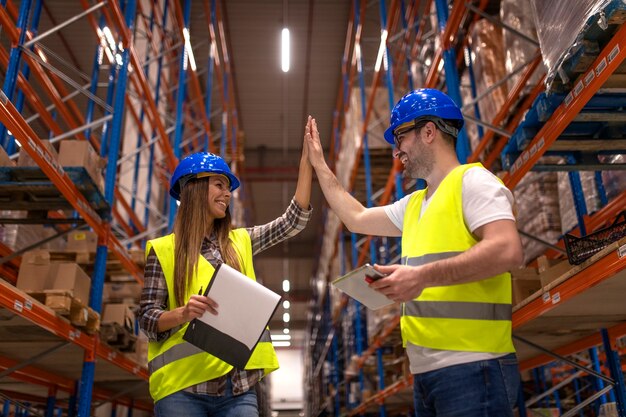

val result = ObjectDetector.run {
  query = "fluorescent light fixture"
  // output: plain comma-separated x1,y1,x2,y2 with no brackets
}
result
374,30,388,72
272,341,291,347
271,334,291,341
283,312,290,323
183,28,197,71
281,28,290,72
282,279,290,292
283,300,290,309
283,328,290,334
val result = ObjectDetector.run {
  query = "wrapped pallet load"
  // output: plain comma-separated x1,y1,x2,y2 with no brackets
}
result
514,171,563,264
557,171,602,234
529,0,612,90
467,19,508,154
500,0,546,92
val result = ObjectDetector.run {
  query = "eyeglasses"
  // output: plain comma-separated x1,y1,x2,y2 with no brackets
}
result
393,121,427,148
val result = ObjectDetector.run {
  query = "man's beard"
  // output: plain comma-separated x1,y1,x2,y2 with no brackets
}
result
402,148,433,180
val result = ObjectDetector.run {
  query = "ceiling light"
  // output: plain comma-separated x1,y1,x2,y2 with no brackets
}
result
272,341,291,347
281,28,290,72
183,28,197,71
271,334,291,341
283,328,290,334
283,300,290,309
282,279,290,292
374,30,388,72
283,312,290,323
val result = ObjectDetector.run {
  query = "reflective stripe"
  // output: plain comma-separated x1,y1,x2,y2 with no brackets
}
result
149,342,203,374
148,329,273,374
402,251,462,266
403,300,511,321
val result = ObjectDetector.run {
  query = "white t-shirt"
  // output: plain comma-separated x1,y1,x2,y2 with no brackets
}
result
383,166,516,374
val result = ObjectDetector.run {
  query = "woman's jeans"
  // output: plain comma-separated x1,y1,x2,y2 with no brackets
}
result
413,353,520,417
155,378,258,417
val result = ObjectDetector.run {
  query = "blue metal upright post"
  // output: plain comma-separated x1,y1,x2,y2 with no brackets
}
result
2,400,10,417
130,6,156,232
14,0,43,125
433,0,470,163
77,1,136,415
0,0,32,152
567,155,588,235
465,47,484,139
85,15,106,142
601,329,626,416
169,0,193,230
204,35,215,152
144,0,169,234
45,387,56,417
589,347,608,406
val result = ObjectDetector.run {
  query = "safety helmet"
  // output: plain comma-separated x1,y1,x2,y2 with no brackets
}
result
169,152,240,200
383,88,464,144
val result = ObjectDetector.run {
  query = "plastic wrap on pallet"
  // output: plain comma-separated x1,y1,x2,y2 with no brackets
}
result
599,154,626,200
468,19,508,133
514,171,562,264
529,0,612,89
558,171,602,233
500,0,546,92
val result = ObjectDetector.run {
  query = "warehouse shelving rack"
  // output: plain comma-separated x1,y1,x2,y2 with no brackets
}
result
0,0,242,415
304,0,626,416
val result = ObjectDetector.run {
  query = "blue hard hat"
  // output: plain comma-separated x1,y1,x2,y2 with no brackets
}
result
383,89,464,144
169,152,240,200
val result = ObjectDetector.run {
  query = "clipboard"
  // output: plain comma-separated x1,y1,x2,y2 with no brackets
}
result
183,263,281,369
331,263,394,310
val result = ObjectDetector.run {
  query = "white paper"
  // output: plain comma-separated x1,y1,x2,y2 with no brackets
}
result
197,263,281,350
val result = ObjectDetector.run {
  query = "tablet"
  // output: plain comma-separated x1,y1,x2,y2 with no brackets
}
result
331,263,394,310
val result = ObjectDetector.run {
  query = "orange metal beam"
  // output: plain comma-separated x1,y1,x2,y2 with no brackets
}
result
468,54,542,162
483,75,545,169
503,23,626,189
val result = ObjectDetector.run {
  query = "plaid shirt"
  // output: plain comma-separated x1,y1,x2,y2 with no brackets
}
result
139,198,312,396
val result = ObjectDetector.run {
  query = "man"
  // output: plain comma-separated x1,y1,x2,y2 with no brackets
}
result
305,89,524,416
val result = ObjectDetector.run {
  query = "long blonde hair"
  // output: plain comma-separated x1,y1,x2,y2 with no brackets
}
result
172,177,241,307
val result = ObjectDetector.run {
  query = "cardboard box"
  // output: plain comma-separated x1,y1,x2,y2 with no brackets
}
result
66,230,98,253
511,267,542,305
538,256,573,287
58,140,105,193
16,250,53,292
0,146,15,167
49,262,91,305
17,140,58,167
103,282,142,303
102,303,136,333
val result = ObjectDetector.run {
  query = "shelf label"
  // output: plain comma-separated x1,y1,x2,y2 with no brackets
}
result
608,44,620,64
108,351,117,360
14,300,23,312
595,57,607,76
542,292,550,303
564,92,574,107
574,80,584,97
538,137,545,149
618,244,626,258
584,70,595,86
522,152,529,163
24,299,32,310
552,292,561,304
0,90,7,104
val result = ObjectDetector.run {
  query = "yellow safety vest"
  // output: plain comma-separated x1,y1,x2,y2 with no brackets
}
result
145,229,279,401
400,163,515,353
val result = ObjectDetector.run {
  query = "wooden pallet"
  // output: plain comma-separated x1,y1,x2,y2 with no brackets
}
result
26,290,100,334
100,322,137,352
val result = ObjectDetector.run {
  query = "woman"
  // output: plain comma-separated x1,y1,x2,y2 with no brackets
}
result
139,120,313,416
